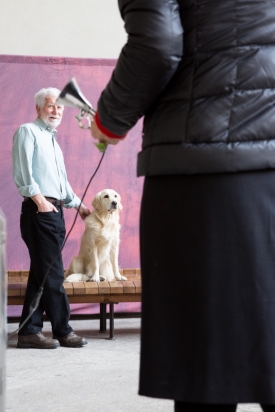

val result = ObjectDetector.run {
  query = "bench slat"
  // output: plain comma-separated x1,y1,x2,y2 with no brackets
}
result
66,294,141,304
20,283,26,296
72,282,86,295
98,281,111,294
21,271,29,282
7,283,21,296
123,269,138,276
133,280,141,293
63,282,73,295
110,281,123,294
123,281,136,294
8,271,21,283
84,282,99,295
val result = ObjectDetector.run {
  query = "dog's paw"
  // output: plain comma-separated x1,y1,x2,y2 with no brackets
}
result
90,275,100,282
89,276,105,282
115,275,127,281
64,274,89,282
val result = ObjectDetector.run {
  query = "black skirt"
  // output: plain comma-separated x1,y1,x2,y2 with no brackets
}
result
139,170,275,404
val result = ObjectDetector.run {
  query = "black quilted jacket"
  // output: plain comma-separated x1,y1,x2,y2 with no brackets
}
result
97,0,275,176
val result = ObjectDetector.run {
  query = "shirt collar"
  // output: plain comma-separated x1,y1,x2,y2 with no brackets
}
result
34,117,58,135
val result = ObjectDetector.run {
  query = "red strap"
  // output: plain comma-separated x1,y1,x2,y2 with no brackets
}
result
94,112,126,139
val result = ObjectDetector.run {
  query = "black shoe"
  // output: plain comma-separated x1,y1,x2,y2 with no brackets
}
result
53,332,88,348
17,333,60,349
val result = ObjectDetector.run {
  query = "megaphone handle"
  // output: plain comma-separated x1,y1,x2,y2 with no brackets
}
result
75,111,93,129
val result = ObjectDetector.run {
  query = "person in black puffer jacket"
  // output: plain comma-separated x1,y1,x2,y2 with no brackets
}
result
92,1,275,411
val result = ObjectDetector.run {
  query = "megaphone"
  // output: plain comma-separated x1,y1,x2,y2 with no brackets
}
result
56,77,95,129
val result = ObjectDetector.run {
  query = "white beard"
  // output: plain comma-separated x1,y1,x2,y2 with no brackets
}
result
40,114,62,130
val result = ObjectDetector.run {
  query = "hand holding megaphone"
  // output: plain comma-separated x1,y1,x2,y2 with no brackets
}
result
56,77,95,129
57,78,108,152
57,77,124,151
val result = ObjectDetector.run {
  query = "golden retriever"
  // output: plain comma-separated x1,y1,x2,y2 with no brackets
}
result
65,189,127,282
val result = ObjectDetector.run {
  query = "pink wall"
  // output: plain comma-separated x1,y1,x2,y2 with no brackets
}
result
0,55,143,274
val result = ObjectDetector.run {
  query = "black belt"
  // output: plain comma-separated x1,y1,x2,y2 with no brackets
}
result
23,197,64,207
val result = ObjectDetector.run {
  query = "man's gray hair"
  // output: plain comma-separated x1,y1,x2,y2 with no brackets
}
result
34,87,61,108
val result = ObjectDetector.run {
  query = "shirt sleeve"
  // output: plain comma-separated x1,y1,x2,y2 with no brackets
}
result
12,126,41,197
63,178,81,209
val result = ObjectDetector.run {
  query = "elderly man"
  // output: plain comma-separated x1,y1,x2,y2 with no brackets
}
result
12,87,89,349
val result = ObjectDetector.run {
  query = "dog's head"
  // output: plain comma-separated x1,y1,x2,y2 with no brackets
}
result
92,189,122,213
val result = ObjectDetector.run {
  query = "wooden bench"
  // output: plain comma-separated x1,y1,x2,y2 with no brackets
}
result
7,269,141,339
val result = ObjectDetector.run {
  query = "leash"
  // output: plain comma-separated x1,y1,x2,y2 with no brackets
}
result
8,146,107,340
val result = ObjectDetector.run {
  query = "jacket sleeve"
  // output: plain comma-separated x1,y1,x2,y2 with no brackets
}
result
96,0,183,137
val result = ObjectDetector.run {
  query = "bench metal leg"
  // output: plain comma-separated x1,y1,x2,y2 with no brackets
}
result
106,303,115,340
99,303,107,332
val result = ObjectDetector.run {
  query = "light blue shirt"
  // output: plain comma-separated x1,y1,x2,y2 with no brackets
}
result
12,118,81,208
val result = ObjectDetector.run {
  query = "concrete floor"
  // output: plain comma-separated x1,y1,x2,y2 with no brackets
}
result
6,317,263,412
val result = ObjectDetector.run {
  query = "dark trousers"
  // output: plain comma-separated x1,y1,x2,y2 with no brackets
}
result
174,402,275,411
19,199,72,337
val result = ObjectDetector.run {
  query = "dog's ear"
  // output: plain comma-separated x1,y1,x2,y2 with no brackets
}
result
92,193,101,210
118,195,123,211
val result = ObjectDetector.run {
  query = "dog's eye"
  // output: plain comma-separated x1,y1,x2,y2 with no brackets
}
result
115,195,117,198
104,195,109,199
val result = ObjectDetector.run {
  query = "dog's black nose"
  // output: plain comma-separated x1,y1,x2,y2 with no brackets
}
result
111,201,117,208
